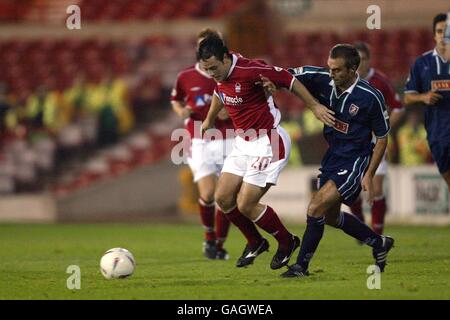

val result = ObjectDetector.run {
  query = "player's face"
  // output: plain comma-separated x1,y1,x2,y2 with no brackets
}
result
200,56,231,81
357,50,370,77
328,57,355,88
434,21,446,51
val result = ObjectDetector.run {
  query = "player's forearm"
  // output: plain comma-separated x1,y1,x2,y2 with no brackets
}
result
171,101,189,119
205,95,224,123
366,137,388,177
403,92,424,106
291,79,319,110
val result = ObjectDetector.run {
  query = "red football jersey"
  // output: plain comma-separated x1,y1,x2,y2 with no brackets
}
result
171,63,233,138
214,54,295,132
365,68,404,113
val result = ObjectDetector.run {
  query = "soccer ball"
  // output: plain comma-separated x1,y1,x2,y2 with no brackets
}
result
100,247,136,279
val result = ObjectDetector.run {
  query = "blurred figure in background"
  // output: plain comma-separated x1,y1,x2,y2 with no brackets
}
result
397,110,430,166
171,28,232,260
349,42,405,235
404,13,450,191
280,108,303,166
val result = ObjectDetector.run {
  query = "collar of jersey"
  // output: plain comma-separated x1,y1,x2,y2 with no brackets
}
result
432,48,448,63
224,54,238,80
329,73,360,98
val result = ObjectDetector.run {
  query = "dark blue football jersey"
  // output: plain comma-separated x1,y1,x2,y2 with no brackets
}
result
405,49,450,143
289,66,390,159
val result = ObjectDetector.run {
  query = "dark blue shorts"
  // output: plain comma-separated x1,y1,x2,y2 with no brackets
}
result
318,152,371,206
429,141,450,174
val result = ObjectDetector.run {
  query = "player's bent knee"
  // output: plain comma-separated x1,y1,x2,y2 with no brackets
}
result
198,191,215,204
307,201,325,218
215,193,235,213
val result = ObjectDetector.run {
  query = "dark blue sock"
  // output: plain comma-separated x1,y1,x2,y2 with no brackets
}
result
297,215,325,270
335,211,382,247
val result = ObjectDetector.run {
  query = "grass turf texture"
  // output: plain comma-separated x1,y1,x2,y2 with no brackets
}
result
0,223,449,300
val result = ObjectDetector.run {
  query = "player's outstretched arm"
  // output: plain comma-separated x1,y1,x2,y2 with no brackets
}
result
361,136,388,205
290,79,335,127
404,91,442,106
259,76,335,127
202,93,224,132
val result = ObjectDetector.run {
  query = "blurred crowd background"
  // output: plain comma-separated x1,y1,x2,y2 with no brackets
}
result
0,0,446,196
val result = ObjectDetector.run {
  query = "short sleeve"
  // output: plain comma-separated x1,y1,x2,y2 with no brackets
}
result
288,66,329,98
404,59,422,94
260,66,295,91
170,75,185,102
369,93,390,138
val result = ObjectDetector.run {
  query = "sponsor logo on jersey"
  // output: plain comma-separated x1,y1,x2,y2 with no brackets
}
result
431,80,450,91
195,96,206,107
190,86,201,91
349,104,359,116
221,93,243,106
235,82,241,93
334,119,349,134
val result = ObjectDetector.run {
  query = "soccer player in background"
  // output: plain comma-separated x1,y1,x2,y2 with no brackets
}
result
444,11,450,61
171,29,233,260
262,44,395,277
349,42,405,235
404,13,450,191
198,35,335,270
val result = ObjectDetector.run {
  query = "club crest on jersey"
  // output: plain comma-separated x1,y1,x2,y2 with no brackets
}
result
235,82,241,93
349,104,359,116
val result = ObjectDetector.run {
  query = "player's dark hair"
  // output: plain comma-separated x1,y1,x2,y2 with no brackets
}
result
433,13,447,34
329,44,360,71
197,35,229,62
197,28,222,41
353,41,370,59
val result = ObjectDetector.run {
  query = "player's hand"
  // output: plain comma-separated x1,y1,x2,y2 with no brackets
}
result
201,118,213,134
422,91,442,105
311,103,335,127
257,74,278,94
179,106,193,119
361,174,374,206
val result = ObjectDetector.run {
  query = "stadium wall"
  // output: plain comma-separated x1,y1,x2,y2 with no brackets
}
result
263,165,450,226
55,161,180,222
0,194,57,223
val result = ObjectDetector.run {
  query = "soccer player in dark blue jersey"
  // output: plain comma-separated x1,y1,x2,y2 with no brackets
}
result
404,13,450,191
262,44,395,277
445,11,450,61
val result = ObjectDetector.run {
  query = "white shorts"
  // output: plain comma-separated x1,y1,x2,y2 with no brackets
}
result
375,151,388,176
221,126,291,188
187,138,234,182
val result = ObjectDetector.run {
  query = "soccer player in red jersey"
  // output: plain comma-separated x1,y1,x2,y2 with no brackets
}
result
198,35,335,269
349,42,405,235
171,29,234,260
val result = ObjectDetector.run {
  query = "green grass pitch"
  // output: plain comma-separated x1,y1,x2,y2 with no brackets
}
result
0,223,449,300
